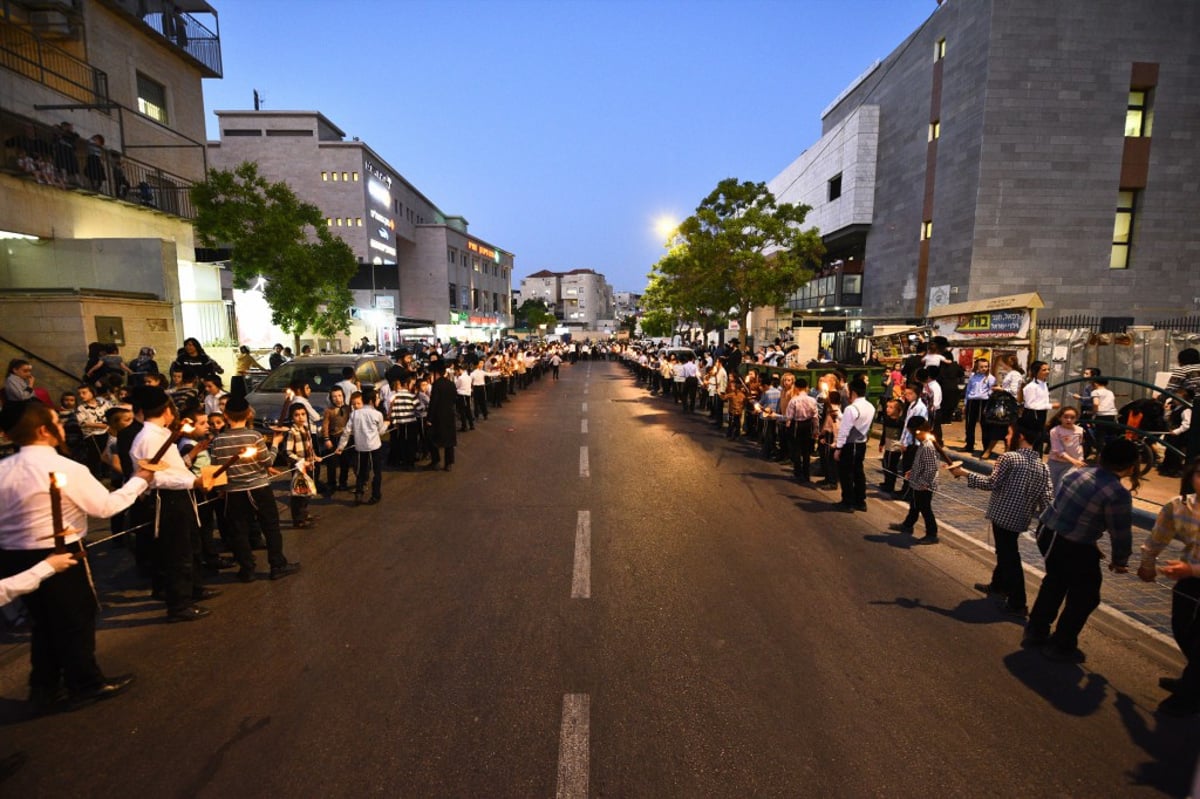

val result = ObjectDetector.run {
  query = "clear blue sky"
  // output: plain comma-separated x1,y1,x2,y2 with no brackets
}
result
202,0,934,293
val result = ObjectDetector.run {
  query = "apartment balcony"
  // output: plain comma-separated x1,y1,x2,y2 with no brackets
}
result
0,14,109,107
1,105,197,218
101,0,221,78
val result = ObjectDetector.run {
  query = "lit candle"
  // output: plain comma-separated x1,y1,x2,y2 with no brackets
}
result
147,421,195,465
211,446,258,480
48,472,67,553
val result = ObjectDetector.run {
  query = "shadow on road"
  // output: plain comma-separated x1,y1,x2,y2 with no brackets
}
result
1002,648,1108,717
1113,689,1199,797
862,532,918,549
868,595,1026,627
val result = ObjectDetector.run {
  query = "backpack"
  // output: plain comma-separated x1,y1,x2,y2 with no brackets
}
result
984,390,1021,425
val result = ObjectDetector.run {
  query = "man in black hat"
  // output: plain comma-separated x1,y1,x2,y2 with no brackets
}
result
128,385,214,622
425,360,457,472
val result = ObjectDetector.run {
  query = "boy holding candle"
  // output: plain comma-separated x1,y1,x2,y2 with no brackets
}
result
209,396,301,582
0,401,153,710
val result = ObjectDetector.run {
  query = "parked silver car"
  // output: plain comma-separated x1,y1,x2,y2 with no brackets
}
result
243,354,393,427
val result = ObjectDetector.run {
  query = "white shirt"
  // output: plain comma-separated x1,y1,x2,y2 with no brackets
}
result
338,406,388,452
203,391,227,415
130,420,199,491
901,399,929,447
471,367,488,387
0,444,147,549
0,558,57,604
454,372,473,396
924,380,942,412
836,397,877,448
1091,387,1117,416
1002,370,1024,396
1022,379,1052,411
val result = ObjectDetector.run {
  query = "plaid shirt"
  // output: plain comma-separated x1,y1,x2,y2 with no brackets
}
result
1039,467,1133,566
1140,493,1200,571
966,447,1053,532
908,440,940,491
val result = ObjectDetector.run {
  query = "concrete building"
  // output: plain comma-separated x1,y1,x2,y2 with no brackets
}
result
519,269,614,330
0,0,228,392
614,291,642,321
208,110,513,347
767,0,1200,330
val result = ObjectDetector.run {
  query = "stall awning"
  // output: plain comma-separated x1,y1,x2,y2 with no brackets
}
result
395,316,436,330
926,292,1044,319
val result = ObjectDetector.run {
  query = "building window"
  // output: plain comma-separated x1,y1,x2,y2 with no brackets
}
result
921,221,933,241
321,172,328,181
1125,90,1153,137
335,218,343,226
929,120,941,141
136,72,168,123
332,172,339,181
352,172,359,181
828,173,842,201
325,218,332,226
449,283,457,308
460,286,469,308
355,218,362,227
342,172,349,181
1110,190,1137,269
935,38,946,61
448,247,456,263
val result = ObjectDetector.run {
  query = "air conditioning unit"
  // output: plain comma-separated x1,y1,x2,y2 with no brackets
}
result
30,10,75,39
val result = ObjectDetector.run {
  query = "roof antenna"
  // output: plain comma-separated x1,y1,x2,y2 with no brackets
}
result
253,89,264,111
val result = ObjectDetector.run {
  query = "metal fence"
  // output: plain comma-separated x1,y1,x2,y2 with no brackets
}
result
1036,325,1200,406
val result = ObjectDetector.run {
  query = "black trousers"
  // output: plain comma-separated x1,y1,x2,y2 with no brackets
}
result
1028,532,1102,650
991,524,1026,609
682,377,699,412
900,443,919,492
389,422,420,468
1171,578,1200,701
903,489,937,535
154,490,202,612
0,546,105,700
324,447,352,487
881,447,903,492
472,385,489,418
223,486,288,572
964,399,987,449
456,394,475,430
837,442,868,505
791,427,813,480
356,448,384,498
429,441,455,468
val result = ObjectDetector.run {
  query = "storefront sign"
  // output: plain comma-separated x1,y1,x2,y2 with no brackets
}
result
467,240,496,260
932,309,1030,339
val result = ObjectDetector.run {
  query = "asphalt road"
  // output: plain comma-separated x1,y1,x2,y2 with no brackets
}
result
0,360,1196,798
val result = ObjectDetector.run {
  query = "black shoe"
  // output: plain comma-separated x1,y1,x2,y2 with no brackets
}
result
974,582,1004,596
236,569,255,583
1002,603,1029,619
192,587,222,601
888,523,913,534
270,563,301,581
1158,676,1182,693
443,464,452,472
336,484,351,491
1020,630,1050,649
149,588,164,601
215,556,236,570
365,496,381,505
853,503,868,512
249,539,267,550
1156,694,1200,717
67,674,135,708
166,605,211,623
913,535,940,545
831,502,854,512
1042,644,1086,663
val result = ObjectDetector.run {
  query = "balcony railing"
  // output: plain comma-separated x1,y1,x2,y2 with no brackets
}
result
0,106,196,219
134,6,221,77
0,16,108,107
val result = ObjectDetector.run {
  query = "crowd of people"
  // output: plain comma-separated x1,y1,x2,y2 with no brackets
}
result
621,337,1200,718
0,336,573,713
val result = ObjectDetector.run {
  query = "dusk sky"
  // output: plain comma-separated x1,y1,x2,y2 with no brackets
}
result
202,1,935,294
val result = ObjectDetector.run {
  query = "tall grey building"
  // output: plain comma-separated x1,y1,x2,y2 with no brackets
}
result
768,0,1200,328
208,110,513,345
520,269,614,329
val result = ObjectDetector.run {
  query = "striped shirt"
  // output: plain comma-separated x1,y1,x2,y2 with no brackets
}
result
209,427,276,491
966,447,1054,532
389,390,418,425
1040,467,1132,566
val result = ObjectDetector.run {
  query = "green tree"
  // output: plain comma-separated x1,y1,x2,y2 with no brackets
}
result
637,309,675,338
513,298,556,331
654,178,823,347
191,162,358,350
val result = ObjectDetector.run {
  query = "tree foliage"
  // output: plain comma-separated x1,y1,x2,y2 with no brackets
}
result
637,309,675,338
191,162,358,344
648,178,823,345
512,298,557,330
